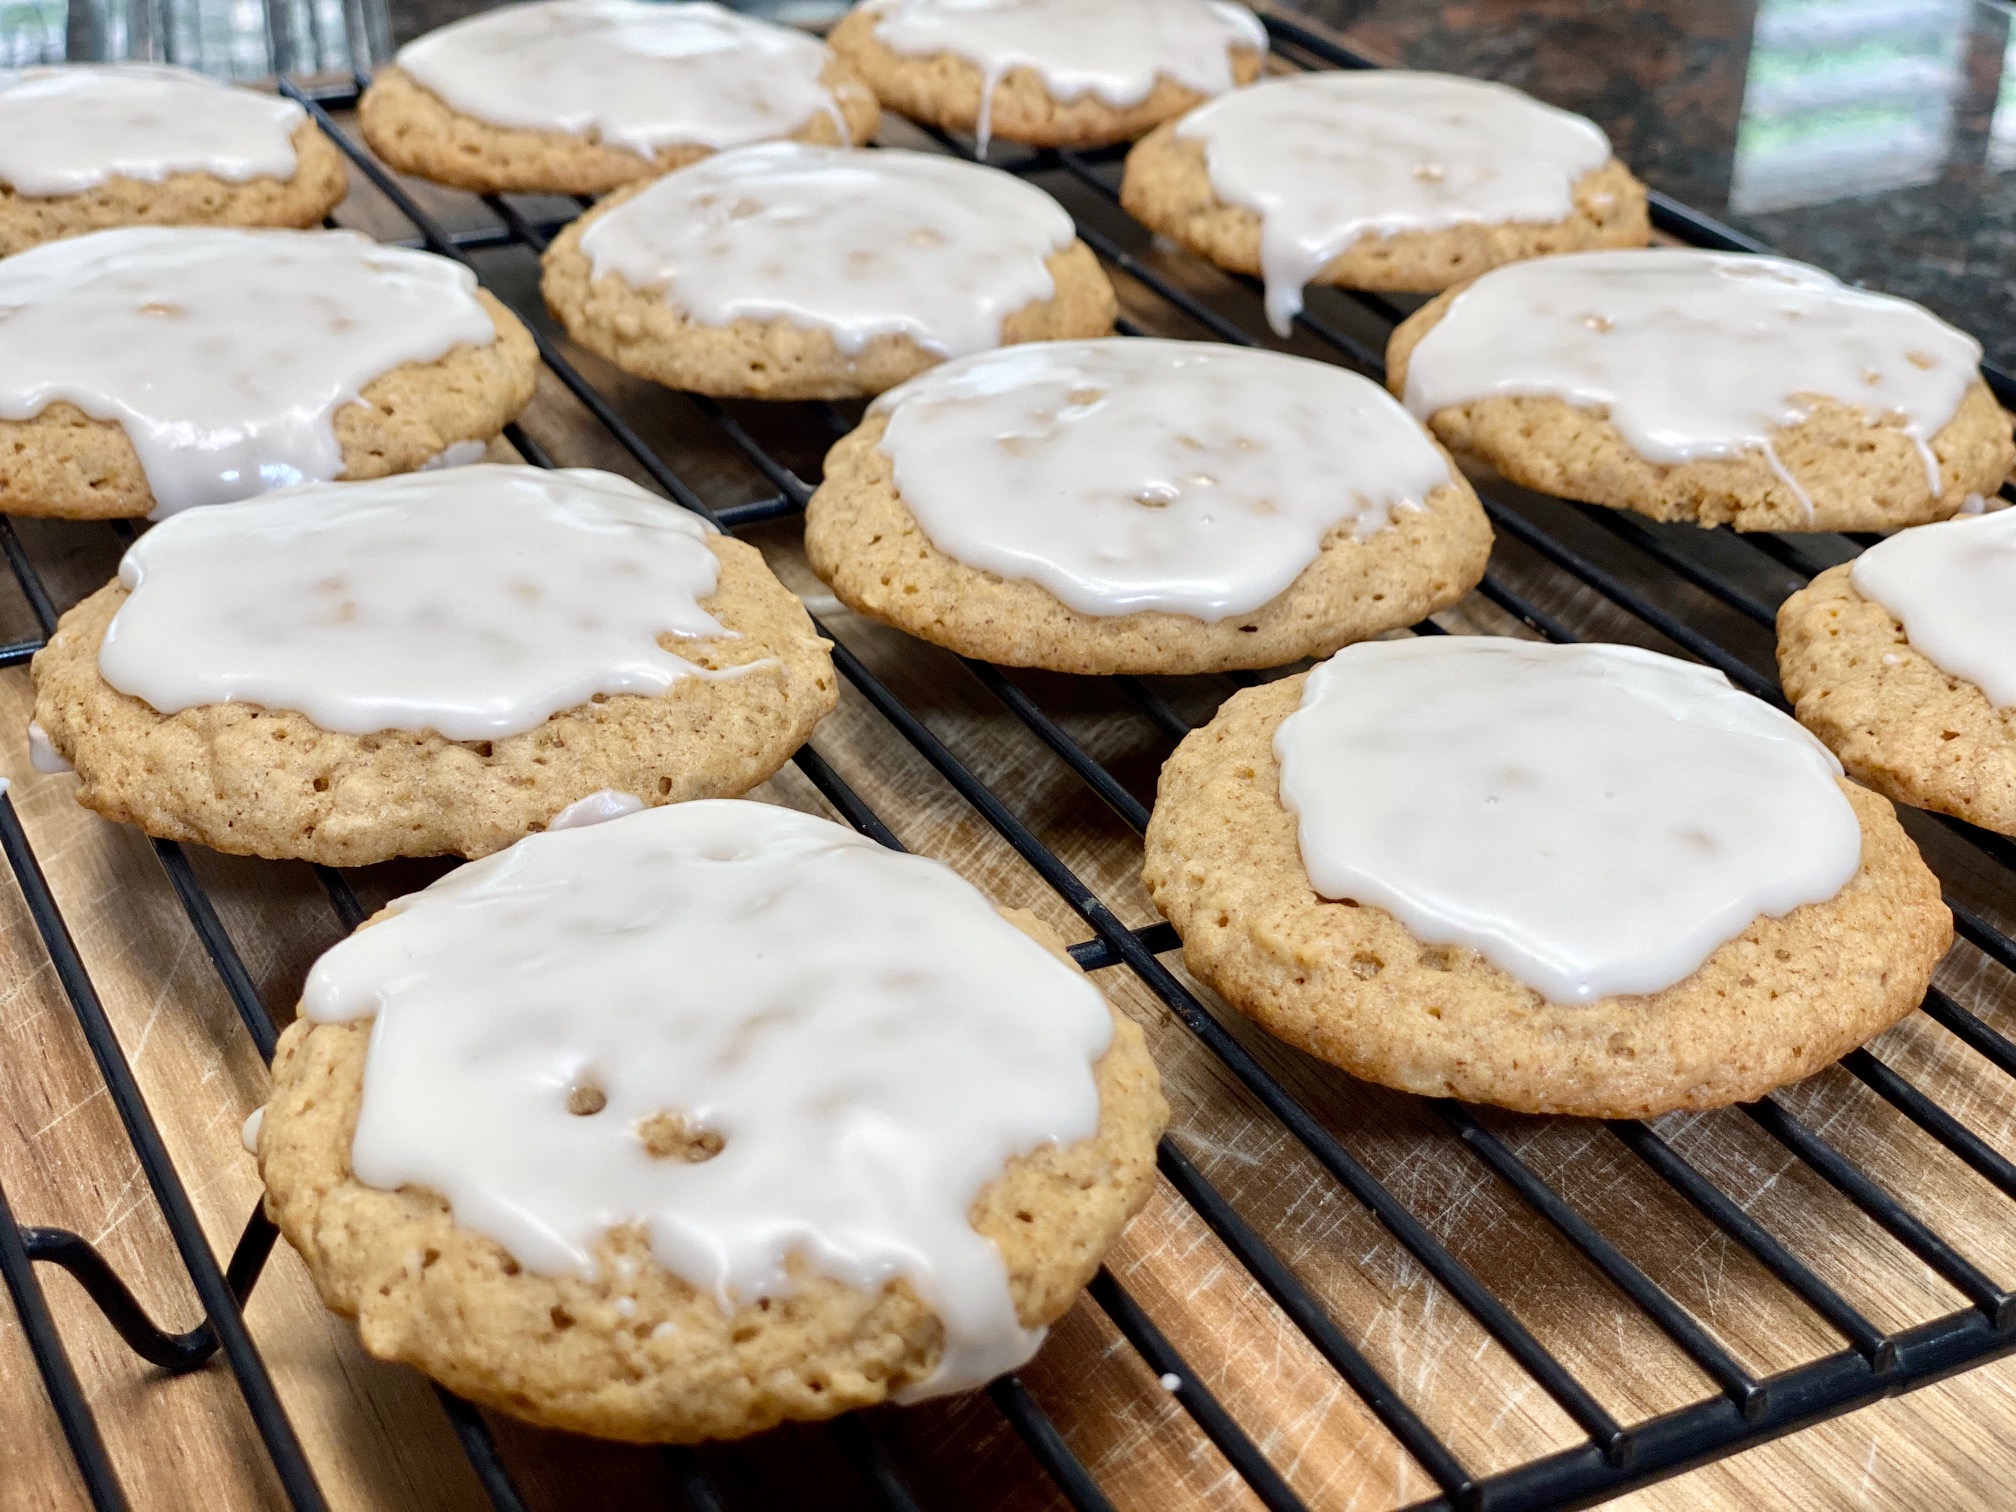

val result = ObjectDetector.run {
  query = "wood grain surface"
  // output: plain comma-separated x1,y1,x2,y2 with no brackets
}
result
6,53,2016,1512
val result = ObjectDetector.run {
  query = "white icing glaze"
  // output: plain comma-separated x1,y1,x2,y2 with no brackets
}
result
1273,637,1862,1005
241,1106,265,1154
579,143,1075,358
26,721,72,774
396,0,852,156
98,465,729,742
420,439,491,472
869,338,1451,620
1851,509,2016,709
548,789,648,829
0,65,305,198
1172,71,1613,333
1401,250,1982,516
0,227,499,518
302,798,1113,1398
862,0,1264,155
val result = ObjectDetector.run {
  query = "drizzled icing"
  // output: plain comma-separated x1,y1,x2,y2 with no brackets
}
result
869,338,1452,620
1273,638,1862,1005
396,0,854,156
98,466,729,741
548,789,648,829
1172,71,1613,333
422,440,490,471
26,721,71,774
302,798,1114,1398
1401,250,1982,515
862,0,1265,154
0,65,306,197
1851,510,2016,709
579,143,1074,357
0,227,498,517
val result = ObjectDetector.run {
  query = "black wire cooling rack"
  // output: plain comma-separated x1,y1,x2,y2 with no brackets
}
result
6,15,2016,1512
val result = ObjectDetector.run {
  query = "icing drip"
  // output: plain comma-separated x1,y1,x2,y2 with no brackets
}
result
870,338,1451,620
579,143,1074,357
397,0,853,156
421,439,490,471
1851,509,2016,709
0,65,305,197
0,227,498,517
1273,638,1862,1005
98,465,729,741
1401,250,1980,518
1172,71,1612,333
302,798,1114,1398
862,0,1265,157
548,789,648,829
241,1106,265,1154
26,721,71,774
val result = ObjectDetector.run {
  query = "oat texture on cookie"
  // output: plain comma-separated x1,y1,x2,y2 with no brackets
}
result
30,467,838,865
1390,249,2014,533
256,800,1165,1441
1121,70,1649,331
541,143,1116,399
359,0,880,195
1142,637,1950,1117
1778,510,2016,835
0,64,349,253
829,0,1266,153
805,338,1492,673
0,226,537,519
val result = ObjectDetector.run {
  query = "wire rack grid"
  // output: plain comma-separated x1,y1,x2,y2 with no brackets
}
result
5,15,2016,1512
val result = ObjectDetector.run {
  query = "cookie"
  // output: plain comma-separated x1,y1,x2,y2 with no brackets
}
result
804,339,1491,674
359,0,880,196
542,144,1115,401
1120,71,1648,331
1389,249,2015,533
0,65,349,256
256,800,1165,1441
1142,640,1950,1119
828,0,1265,152
31,467,838,866
1778,522,2016,836
0,226,538,519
